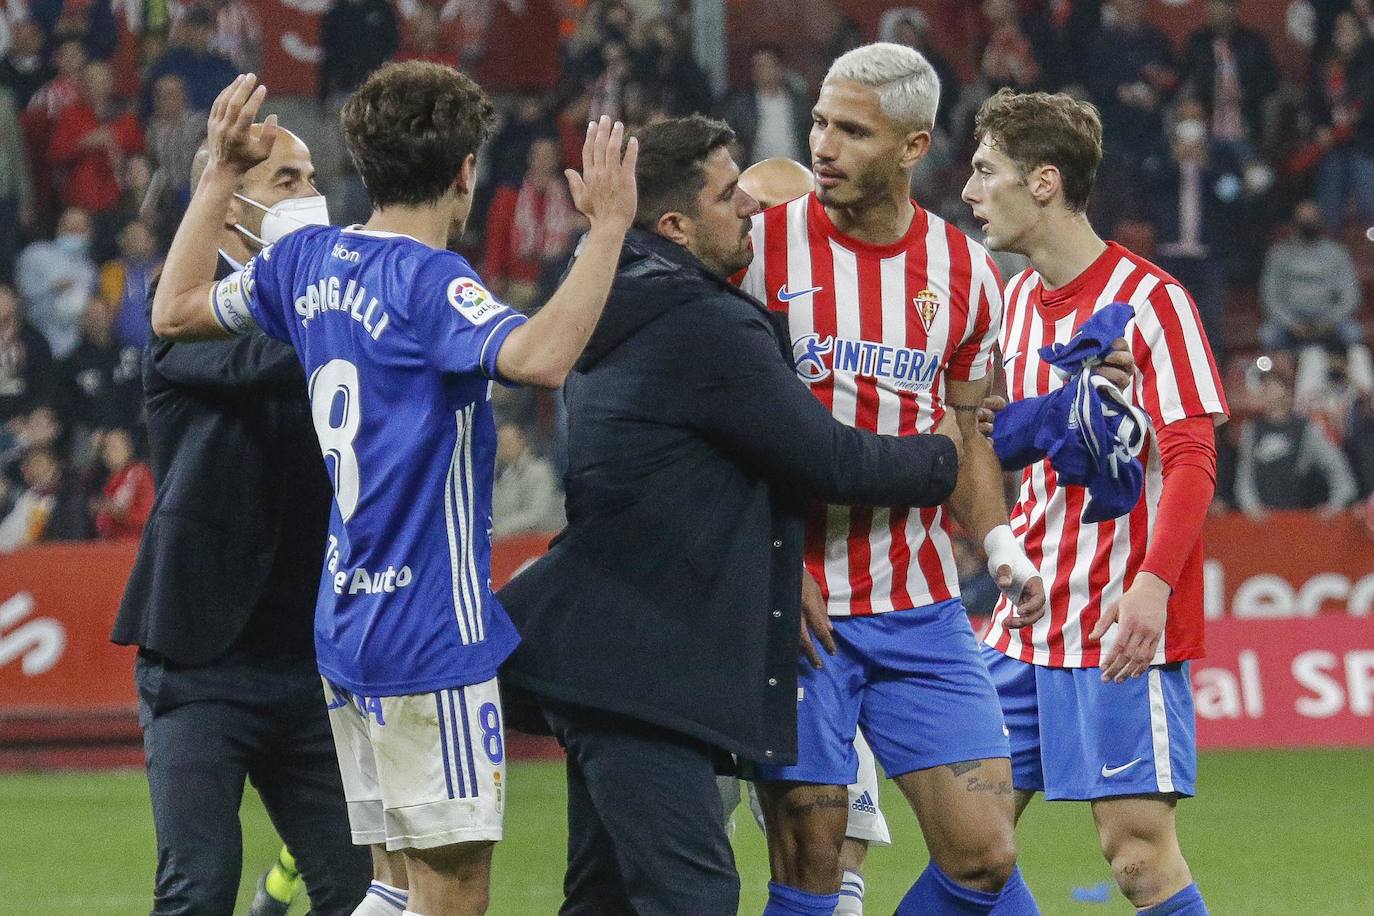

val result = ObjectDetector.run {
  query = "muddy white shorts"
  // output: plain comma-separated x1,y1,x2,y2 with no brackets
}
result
323,676,507,851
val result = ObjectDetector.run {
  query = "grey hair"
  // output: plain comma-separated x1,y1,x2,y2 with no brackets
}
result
823,42,939,133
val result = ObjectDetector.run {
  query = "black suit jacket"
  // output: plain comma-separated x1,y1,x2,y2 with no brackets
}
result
498,229,958,765
111,256,332,666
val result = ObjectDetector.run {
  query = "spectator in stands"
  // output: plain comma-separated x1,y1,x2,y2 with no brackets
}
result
204,0,264,74
49,60,144,216
395,3,456,67
1086,0,1177,170
979,0,1048,94
140,7,238,118
16,206,97,359
27,33,85,121
1260,200,1368,372
0,281,51,422
1311,10,1374,232
1180,0,1279,161
881,8,960,133
492,421,564,537
0,441,92,549
0,444,60,549
484,136,580,310
100,218,159,348
1235,369,1357,520
1,18,49,108
720,45,810,165
0,83,32,283
145,74,204,212
631,17,713,120
317,0,398,103
1144,103,1239,363
56,297,142,434
28,0,117,61
92,426,152,540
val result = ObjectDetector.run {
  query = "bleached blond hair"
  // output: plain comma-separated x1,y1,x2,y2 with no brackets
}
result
823,42,940,133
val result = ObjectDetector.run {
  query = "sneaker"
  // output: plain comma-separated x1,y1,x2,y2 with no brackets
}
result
249,869,293,916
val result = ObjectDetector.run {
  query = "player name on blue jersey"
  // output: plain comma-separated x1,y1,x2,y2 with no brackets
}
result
292,275,391,340
211,224,527,696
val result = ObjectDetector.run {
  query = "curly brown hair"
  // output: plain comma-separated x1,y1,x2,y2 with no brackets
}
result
341,61,496,209
973,88,1103,213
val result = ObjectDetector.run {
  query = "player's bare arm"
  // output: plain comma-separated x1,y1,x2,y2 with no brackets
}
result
947,375,1046,627
153,74,276,341
495,117,638,388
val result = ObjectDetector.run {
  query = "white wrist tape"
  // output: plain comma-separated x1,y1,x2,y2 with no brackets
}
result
984,525,1040,600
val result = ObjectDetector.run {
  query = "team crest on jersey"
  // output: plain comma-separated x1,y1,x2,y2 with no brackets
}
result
447,276,504,325
912,288,941,331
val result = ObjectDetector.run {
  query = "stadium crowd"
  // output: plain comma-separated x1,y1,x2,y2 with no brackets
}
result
1,0,1373,555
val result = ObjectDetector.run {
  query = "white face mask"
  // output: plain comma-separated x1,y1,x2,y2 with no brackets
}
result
233,193,331,247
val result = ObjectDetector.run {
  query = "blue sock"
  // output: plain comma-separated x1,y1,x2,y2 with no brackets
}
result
896,862,1001,915
1141,883,1208,916
988,866,1039,914
763,881,841,916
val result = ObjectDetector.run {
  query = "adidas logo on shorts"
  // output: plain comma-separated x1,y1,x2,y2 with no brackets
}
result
852,790,877,815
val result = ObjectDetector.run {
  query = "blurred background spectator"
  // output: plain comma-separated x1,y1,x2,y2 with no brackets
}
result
0,81,33,283
0,281,51,422
16,205,96,359
491,421,564,538
1259,199,1373,395
1311,10,1374,232
49,60,143,221
1235,367,1357,521
719,44,810,164
483,135,581,311
91,425,151,541
141,8,238,118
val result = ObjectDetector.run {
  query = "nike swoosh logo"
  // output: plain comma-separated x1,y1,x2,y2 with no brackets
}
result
1100,758,1143,778
778,284,823,302
1002,351,1020,367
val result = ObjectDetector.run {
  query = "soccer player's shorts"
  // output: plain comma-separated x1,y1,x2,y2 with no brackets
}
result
748,598,1010,784
739,728,892,846
323,676,506,851
981,645,1197,801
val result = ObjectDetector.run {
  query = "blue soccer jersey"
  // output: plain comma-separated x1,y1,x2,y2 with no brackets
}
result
210,225,527,695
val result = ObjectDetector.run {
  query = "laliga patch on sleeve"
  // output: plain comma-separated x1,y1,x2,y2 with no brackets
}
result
447,276,506,326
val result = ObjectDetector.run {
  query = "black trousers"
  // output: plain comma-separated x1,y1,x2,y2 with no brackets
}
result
136,651,371,915
541,701,739,916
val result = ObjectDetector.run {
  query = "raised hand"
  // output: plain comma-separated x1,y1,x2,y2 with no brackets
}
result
565,115,638,233
206,74,278,177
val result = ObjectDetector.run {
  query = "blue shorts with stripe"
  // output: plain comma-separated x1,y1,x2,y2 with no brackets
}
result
981,645,1197,801
748,598,1010,785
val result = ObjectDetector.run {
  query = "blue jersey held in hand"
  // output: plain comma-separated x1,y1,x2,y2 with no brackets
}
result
210,225,528,695
993,302,1151,523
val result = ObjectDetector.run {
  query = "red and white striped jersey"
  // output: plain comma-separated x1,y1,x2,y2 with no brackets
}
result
983,241,1229,667
740,193,1003,617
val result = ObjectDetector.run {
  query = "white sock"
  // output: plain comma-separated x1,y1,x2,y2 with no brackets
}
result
835,869,865,916
351,880,408,915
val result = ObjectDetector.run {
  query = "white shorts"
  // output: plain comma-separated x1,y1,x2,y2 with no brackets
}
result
324,676,506,851
742,728,891,846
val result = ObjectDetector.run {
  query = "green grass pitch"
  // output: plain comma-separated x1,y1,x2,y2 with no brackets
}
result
1,750,1369,914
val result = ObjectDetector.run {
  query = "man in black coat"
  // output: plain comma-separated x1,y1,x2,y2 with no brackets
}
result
498,115,961,915
111,130,372,915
